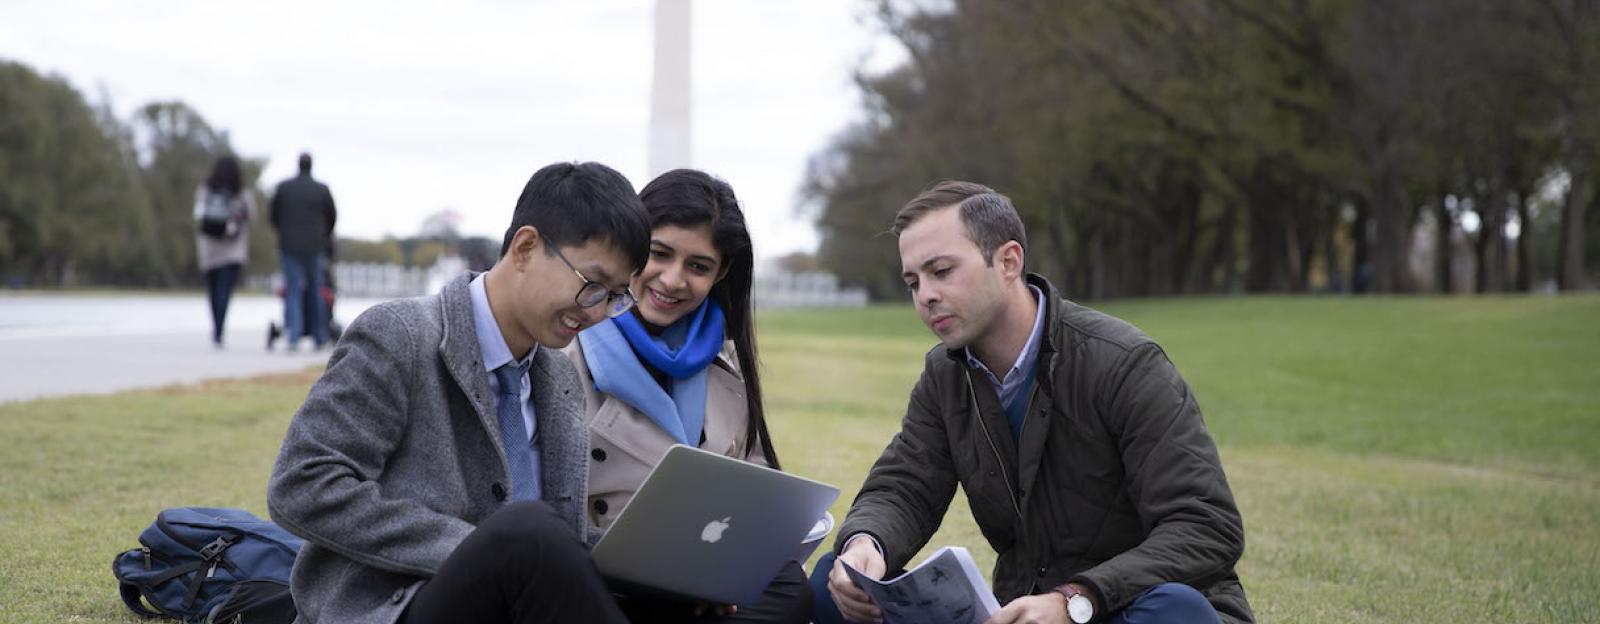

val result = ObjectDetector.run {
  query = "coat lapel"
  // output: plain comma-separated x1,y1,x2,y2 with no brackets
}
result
437,273,504,469
437,271,589,532
530,348,586,504
703,359,746,457
585,353,745,462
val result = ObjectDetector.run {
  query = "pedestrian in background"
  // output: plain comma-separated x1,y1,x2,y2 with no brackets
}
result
193,155,254,348
270,152,337,351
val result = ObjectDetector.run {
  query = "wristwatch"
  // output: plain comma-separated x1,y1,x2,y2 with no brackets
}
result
1067,593,1094,623
1054,585,1095,624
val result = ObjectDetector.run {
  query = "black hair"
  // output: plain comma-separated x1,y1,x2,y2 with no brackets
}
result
500,162,650,272
297,152,312,174
637,169,780,469
205,155,243,197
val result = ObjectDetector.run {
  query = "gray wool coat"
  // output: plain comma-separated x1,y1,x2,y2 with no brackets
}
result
267,272,592,624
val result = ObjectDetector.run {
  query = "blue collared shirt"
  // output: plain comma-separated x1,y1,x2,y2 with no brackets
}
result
469,273,538,444
965,285,1047,440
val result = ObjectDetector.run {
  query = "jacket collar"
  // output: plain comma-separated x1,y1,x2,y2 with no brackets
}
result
945,272,1065,511
943,272,1063,366
1028,273,1063,360
1018,275,1063,496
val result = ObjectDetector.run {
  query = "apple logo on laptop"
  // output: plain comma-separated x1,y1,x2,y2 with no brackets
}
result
701,517,732,543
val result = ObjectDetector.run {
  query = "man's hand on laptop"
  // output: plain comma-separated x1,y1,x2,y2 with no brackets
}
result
829,535,886,623
692,603,736,617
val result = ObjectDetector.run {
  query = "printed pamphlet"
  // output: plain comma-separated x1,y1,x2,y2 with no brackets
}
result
843,546,1001,624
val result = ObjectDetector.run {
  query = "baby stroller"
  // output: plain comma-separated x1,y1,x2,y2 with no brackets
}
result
267,265,344,350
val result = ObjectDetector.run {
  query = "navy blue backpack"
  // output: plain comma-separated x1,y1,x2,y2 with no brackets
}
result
113,507,304,623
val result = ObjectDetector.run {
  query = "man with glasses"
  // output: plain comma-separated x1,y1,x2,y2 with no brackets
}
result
270,162,651,624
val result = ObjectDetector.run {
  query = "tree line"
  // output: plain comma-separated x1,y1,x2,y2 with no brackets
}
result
0,60,279,287
0,59,491,289
803,0,1600,300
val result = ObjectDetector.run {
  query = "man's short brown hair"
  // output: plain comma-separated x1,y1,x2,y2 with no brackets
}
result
893,180,1027,266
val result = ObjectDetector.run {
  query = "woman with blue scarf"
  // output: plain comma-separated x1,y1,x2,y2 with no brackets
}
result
562,170,806,624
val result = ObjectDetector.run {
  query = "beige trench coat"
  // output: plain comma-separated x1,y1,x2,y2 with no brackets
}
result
561,339,769,545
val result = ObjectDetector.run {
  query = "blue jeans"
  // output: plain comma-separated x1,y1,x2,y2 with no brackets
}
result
204,263,241,343
280,252,328,345
808,552,1220,624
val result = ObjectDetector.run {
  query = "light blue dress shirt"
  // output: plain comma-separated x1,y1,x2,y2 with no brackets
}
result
965,284,1047,410
469,273,538,444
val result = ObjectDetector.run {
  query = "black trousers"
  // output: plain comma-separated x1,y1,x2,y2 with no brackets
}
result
203,263,241,343
616,560,812,624
400,502,627,624
400,502,813,624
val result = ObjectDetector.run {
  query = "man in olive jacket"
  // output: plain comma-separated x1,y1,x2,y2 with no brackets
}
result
818,181,1253,624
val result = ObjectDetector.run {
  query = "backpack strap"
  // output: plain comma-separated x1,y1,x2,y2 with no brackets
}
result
135,558,211,609
117,581,167,619
182,565,208,610
140,533,241,610
183,533,241,608
148,559,206,588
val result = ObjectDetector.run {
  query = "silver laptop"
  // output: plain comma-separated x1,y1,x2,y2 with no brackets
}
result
591,444,840,606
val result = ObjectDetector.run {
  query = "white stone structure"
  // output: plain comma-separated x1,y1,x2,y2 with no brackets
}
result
650,0,692,176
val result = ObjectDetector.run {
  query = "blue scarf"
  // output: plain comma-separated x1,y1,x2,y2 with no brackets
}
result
579,298,725,445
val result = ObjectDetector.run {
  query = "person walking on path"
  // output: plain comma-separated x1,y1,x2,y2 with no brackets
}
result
270,151,337,350
193,155,255,348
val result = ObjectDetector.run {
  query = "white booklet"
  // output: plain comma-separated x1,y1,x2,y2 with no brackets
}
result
843,546,1002,624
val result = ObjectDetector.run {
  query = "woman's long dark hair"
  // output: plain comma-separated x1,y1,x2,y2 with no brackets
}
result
637,169,779,469
205,155,243,197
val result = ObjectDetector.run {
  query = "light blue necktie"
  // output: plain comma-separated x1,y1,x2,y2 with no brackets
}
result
492,362,540,501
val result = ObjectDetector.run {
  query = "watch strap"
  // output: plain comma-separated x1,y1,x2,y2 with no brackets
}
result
1053,583,1095,623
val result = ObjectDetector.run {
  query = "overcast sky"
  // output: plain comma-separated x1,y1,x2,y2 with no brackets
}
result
0,1,904,260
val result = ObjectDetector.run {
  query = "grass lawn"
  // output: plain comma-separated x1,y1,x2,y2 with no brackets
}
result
2,295,1597,622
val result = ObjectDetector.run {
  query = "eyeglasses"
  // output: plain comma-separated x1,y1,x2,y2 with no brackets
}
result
545,237,636,318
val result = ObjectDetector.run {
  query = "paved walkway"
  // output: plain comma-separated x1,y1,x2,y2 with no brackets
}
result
0,292,382,404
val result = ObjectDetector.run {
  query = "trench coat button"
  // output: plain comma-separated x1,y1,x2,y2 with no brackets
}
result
594,499,609,515
391,587,406,604
592,448,607,462
988,470,997,478
1037,566,1047,577
491,482,508,501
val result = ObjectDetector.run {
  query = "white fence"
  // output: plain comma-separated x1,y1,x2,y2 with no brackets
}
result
753,271,868,309
246,257,467,299
252,264,869,309
335,263,431,298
